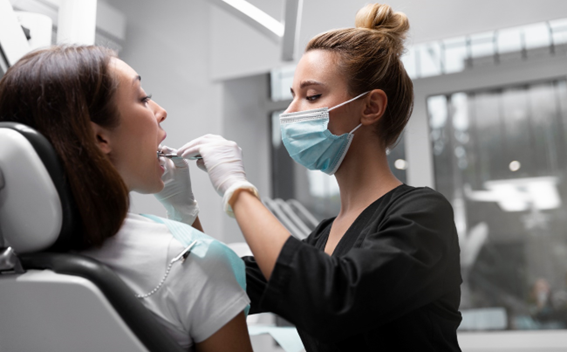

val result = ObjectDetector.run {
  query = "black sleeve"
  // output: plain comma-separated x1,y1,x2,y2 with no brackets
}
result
243,255,269,314
243,218,334,315
252,190,460,342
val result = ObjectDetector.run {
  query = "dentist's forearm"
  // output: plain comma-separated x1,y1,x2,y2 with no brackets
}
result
230,189,290,280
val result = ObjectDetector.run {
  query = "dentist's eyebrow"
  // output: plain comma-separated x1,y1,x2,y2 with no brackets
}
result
290,80,326,96
132,75,141,85
300,80,325,89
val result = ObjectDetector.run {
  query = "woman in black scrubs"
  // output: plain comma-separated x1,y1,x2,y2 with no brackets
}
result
181,3,462,351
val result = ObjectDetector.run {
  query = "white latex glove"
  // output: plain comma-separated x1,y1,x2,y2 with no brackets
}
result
177,135,259,217
154,145,199,225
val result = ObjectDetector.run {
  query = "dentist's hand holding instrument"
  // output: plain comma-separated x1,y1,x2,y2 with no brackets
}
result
155,145,200,226
176,134,259,217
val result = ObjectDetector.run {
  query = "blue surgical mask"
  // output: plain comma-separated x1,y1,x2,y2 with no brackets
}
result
279,91,369,175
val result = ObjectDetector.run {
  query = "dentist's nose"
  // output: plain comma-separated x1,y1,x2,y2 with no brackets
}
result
283,99,300,114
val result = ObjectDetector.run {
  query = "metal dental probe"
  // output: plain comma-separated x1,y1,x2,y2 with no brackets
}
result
157,151,201,159
157,151,180,159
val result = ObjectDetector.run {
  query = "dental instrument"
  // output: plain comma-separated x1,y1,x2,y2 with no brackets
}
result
157,151,180,159
157,151,201,160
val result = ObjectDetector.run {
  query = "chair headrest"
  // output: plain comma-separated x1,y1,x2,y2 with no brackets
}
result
0,122,80,253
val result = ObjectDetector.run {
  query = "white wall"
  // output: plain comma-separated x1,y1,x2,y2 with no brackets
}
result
221,74,272,243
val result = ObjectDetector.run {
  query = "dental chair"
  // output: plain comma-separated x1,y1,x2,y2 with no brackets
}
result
0,122,185,352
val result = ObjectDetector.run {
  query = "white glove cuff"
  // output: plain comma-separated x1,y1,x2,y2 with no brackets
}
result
167,200,200,226
222,181,259,218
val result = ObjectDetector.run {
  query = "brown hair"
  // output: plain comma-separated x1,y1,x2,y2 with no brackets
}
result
306,3,414,148
0,45,129,249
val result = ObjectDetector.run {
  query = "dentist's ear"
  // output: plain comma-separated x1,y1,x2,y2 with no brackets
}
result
361,89,388,126
90,122,112,155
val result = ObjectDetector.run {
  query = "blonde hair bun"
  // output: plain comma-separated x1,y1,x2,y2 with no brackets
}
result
355,3,409,41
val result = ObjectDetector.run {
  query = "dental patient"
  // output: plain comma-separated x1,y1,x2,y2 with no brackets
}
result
0,45,252,352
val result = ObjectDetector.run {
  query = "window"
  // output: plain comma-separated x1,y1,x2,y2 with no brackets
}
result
402,18,567,79
429,80,567,331
270,66,295,102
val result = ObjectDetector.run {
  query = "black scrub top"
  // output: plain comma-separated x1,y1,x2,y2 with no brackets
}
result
244,184,462,352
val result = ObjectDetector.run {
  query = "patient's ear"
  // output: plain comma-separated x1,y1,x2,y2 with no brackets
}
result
90,122,112,155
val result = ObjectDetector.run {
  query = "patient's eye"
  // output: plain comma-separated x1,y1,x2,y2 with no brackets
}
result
141,94,152,104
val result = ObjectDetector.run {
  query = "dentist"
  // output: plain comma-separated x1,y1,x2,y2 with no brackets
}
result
179,3,462,351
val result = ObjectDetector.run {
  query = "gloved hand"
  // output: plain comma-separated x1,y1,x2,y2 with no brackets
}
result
155,145,199,225
177,135,259,217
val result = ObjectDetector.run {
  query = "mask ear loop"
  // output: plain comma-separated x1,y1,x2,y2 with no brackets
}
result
349,123,363,135
328,91,369,135
328,91,370,112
